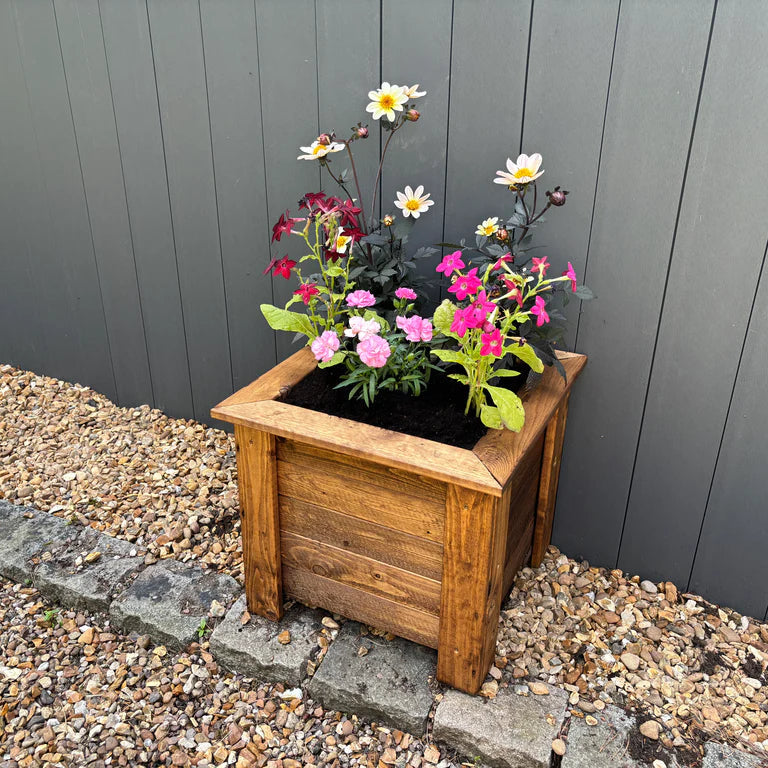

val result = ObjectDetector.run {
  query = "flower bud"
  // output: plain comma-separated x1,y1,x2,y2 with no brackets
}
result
496,228,510,242
382,214,395,227
356,124,369,139
546,186,568,207
317,133,331,146
406,109,420,122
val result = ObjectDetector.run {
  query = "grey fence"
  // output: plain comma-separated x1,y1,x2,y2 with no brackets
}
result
1,0,766,618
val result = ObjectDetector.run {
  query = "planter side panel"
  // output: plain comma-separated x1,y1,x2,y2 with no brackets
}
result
276,437,445,648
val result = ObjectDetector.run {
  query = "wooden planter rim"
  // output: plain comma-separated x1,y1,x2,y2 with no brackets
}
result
212,347,587,496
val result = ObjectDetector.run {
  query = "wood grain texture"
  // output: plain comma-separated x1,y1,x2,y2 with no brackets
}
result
281,531,441,615
532,397,570,567
215,399,502,495
279,495,444,581
437,485,507,693
473,353,585,487
504,517,535,599
283,566,440,649
234,425,282,621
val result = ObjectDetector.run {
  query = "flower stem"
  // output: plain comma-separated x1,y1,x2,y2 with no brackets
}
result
369,119,401,229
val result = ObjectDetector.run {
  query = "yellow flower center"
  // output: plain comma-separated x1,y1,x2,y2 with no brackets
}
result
482,225,495,235
312,145,326,156
513,167,533,179
336,235,350,249
379,94,395,110
405,199,421,211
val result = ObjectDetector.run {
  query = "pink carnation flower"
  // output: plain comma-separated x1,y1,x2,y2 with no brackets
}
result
357,335,391,368
396,315,433,342
310,330,340,362
346,290,376,308
436,250,465,274
345,316,381,341
395,287,417,300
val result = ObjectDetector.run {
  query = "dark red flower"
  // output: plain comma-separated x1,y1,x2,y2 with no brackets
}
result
263,255,296,279
271,210,301,243
299,192,327,211
336,199,363,230
325,249,344,263
294,282,320,304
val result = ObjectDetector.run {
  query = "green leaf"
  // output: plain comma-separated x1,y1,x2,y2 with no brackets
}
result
433,299,458,336
363,310,390,332
318,351,345,368
260,304,314,338
480,404,503,430
485,385,525,432
324,264,344,278
448,373,469,384
575,284,595,300
508,341,544,373
491,368,521,378
431,348,474,366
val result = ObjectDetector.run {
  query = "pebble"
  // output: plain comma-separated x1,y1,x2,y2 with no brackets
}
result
552,738,566,756
527,682,549,695
641,580,659,594
640,720,662,740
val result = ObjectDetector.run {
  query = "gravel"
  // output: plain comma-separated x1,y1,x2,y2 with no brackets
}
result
1,363,767,763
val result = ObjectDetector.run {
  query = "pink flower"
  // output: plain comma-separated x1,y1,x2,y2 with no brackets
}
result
436,250,465,274
447,267,482,300
491,253,514,271
293,282,320,305
357,335,391,368
450,307,470,337
310,331,340,362
480,327,503,357
396,315,433,342
563,261,577,292
530,296,550,327
345,316,380,341
531,256,550,277
464,290,495,327
346,290,376,308
395,287,417,300
502,277,524,307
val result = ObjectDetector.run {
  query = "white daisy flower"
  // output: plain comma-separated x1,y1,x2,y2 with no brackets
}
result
493,153,544,187
331,228,352,254
475,217,500,237
403,84,426,99
366,82,408,122
297,140,345,161
394,185,435,219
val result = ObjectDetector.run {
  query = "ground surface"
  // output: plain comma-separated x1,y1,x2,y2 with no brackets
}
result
2,363,767,763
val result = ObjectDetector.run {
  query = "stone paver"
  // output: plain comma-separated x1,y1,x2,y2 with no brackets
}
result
703,742,767,768
32,526,143,612
109,559,240,649
308,621,436,735
433,684,569,768
562,705,644,768
211,595,324,686
0,500,74,583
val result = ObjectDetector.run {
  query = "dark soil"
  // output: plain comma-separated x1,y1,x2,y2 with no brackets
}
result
281,365,525,450
742,655,766,683
628,714,702,767
700,649,727,676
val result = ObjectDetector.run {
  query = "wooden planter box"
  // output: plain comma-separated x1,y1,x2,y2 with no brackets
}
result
212,347,586,694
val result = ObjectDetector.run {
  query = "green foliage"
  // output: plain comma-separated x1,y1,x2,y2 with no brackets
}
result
196,618,210,640
260,304,315,337
43,608,61,627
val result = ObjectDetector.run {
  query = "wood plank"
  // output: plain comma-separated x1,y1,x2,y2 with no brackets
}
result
618,0,768,587
523,0,620,347
283,566,440,649
147,0,233,422
504,517,535,598
279,496,444,582
531,397,569,567
200,0,276,392
553,1,715,568
473,354,585,487
437,485,507,694
281,531,441,616
277,457,445,543
215,399,502,495
234,425,282,621
212,347,315,410
99,0,193,418
55,0,153,408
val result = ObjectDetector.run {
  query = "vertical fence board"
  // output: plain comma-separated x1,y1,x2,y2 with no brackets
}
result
99,0,193,418
255,0,320,362
442,0,530,248
147,0,233,422
54,0,153,407
689,253,768,618
618,0,768,586
523,0,619,348
200,0,275,392
552,0,715,566
11,0,115,398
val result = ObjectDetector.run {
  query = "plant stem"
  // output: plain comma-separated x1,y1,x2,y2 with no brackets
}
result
369,119,401,229
323,163,353,203
344,142,367,235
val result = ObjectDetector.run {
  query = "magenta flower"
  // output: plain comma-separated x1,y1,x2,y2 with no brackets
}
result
293,282,320,305
563,261,577,292
491,253,514,271
480,327,503,357
466,289,495,327
436,250,466,274
310,331,340,362
395,287,417,301
396,315,433,342
447,267,482,301
531,256,550,277
357,335,391,368
530,295,550,327
450,307,469,337
345,316,380,341
346,290,376,308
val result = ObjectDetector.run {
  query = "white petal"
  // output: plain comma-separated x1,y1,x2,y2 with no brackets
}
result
368,90,380,101
404,185,414,198
401,208,412,218
394,199,405,210
528,153,543,172
385,109,395,121
506,157,517,173
381,81,391,90
530,170,545,181
423,199,435,207
414,185,424,198
410,210,420,219
395,191,408,203
516,153,529,167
